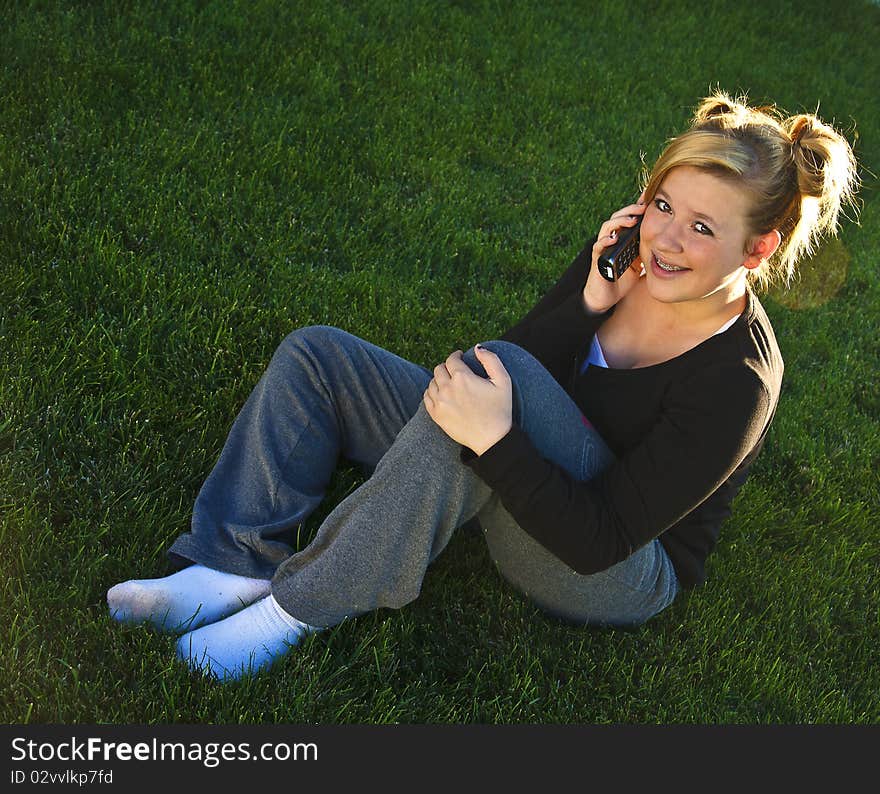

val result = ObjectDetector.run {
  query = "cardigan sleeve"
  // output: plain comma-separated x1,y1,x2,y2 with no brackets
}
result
462,359,773,575
499,239,611,382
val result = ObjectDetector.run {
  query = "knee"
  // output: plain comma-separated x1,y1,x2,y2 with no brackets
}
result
475,340,526,362
281,325,346,355
462,340,533,379
269,326,350,377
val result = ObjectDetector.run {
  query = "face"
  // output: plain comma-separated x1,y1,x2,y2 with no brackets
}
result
638,165,758,308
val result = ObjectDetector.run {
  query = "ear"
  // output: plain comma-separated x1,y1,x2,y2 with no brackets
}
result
744,230,782,271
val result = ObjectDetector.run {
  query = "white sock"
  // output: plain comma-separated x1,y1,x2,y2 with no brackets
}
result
106,564,271,633
176,594,320,681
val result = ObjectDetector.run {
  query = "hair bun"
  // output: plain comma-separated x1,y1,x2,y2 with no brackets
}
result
786,114,831,198
788,114,813,145
692,90,754,127
784,110,861,240
702,98,736,120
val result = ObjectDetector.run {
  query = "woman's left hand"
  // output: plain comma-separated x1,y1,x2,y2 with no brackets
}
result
423,346,513,456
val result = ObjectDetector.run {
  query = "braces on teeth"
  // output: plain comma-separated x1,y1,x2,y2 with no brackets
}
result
656,255,685,271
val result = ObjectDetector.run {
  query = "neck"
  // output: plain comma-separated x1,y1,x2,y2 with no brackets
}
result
680,285,747,325
646,278,748,332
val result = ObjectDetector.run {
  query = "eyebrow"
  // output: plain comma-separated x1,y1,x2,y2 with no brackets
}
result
655,189,720,228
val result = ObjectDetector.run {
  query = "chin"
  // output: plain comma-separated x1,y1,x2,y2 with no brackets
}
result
645,282,690,304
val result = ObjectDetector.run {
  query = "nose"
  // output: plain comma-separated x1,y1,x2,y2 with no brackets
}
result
653,216,685,253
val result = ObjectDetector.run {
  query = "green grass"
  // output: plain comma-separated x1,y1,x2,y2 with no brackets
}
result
1,0,878,724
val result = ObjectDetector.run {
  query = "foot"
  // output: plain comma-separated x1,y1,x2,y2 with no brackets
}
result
176,595,319,681
107,564,271,633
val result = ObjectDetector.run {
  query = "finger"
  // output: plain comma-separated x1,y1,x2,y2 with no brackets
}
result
444,350,470,376
593,232,620,251
605,211,645,233
594,221,636,249
609,207,646,221
609,201,647,219
474,345,511,384
622,257,644,280
433,363,451,382
598,212,643,242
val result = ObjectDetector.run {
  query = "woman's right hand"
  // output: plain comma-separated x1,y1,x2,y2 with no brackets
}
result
583,193,648,314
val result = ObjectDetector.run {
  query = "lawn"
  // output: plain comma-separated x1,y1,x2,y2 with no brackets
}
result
1,0,878,723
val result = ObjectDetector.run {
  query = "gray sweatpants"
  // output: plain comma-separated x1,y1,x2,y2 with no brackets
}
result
168,326,678,628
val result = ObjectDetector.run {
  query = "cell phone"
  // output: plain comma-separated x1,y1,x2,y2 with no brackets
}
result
597,215,642,282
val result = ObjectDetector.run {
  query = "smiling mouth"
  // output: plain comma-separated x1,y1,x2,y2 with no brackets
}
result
653,252,689,272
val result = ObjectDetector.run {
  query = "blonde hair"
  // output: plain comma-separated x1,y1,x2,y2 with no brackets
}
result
640,90,861,291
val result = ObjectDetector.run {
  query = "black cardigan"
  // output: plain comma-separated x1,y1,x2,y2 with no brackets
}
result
462,240,784,588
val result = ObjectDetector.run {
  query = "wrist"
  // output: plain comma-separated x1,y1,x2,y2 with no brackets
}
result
472,421,512,457
582,289,608,316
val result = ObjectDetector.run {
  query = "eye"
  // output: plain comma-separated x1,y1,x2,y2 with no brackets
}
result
654,198,671,213
694,221,714,236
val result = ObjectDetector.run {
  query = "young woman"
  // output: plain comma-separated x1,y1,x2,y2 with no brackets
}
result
107,91,860,681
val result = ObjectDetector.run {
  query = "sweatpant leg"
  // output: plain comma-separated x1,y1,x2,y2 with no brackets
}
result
269,396,494,626
167,325,432,579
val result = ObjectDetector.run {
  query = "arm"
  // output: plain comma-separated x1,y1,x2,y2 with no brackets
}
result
501,242,597,343
500,239,610,383
463,361,773,574
500,196,646,382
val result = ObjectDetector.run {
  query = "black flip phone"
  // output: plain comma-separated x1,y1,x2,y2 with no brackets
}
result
597,215,642,282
